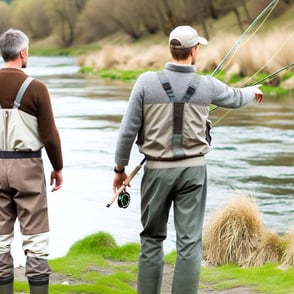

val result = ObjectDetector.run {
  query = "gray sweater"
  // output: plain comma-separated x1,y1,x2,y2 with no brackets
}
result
115,62,256,166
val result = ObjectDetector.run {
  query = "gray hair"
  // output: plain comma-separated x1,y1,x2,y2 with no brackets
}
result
0,28,29,61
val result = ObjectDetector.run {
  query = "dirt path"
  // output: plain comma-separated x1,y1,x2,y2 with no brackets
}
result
14,265,256,293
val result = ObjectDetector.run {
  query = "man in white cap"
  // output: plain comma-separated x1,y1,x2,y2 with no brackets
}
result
113,25,263,294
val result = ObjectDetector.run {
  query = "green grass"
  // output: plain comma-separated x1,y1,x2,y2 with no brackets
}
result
200,264,294,294
80,66,293,96
79,67,156,81
29,46,101,57
13,232,294,293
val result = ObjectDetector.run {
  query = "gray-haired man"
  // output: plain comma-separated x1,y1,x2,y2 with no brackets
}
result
0,29,63,294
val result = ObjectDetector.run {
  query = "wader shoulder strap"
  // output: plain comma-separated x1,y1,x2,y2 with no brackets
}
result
157,70,200,102
14,76,34,108
157,70,201,158
182,75,200,102
157,70,176,101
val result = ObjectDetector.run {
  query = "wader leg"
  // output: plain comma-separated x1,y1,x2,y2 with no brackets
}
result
28,275,49,294
172,166,207,294
0,275,14,294
137,236,164,294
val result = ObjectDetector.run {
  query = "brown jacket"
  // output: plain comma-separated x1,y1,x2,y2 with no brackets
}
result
0,68,63,170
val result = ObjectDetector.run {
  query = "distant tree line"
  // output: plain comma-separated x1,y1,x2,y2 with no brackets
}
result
0,0,292,47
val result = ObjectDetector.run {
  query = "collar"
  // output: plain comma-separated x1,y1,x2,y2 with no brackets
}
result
165,62,196,73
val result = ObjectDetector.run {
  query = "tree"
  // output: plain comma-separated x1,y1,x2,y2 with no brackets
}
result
0,2,12,34
46,0,87,47
77,0,118,44
11,0,50,39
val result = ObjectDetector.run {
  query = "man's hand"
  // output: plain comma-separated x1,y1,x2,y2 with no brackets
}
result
50,169,63,192
253,84,264,103
113,172,128,193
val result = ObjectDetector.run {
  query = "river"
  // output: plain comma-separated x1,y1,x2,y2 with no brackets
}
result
5,56,293,266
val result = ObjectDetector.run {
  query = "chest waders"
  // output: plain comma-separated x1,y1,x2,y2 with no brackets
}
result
0,77,49,294
0,76,43,156
0,77,33,294
157,71,200,157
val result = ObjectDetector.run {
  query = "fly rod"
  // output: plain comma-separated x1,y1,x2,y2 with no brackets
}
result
106,158,146,208
252,62,294,85
210,0,278,78
209,62,294,113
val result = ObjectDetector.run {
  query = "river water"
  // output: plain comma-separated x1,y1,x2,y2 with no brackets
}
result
6,56,293,266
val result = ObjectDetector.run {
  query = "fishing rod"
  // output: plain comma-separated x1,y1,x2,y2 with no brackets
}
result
106,1,280,208
209,62,294,114
210,0,278,78
252,63,294,86
209,0,279,114
106,158,146,208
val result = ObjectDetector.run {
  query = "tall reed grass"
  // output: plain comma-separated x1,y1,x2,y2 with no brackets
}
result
203,193,294,268
202,194,265,266
79,29,293,78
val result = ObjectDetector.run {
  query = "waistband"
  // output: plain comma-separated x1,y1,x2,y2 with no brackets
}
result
0,150,41,159
146,156,205,169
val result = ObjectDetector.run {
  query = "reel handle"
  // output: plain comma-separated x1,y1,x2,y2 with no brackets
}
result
106,185,125,208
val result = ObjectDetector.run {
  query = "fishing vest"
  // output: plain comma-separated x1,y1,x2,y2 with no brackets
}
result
0,77,43,152
137,71,211,160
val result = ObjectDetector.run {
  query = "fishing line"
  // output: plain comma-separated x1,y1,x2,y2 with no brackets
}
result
252,63,294,85
210,0,279,78
210,62,294,126
213,0,279,76
240,31,294,87
209,0,279,116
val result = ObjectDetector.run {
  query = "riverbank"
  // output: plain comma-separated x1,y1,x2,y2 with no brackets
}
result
76,28,293,94
13,264,256,294
12,232,294,293
75,17,293,91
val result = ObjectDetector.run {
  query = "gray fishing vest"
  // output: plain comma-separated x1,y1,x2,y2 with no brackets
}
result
137,71,211,160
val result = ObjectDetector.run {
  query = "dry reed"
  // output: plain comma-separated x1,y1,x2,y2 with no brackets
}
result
79,29,293,83
242,229,283,267
203,194,265,266
281,228,294,267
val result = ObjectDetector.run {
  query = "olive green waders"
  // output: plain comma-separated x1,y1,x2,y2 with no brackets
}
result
0,275,13,294
137,164,207,294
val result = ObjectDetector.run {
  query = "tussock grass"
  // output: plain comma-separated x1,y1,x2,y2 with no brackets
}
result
242,229,283,267
203,193,294,268
281,228,294,267
203,193,265,266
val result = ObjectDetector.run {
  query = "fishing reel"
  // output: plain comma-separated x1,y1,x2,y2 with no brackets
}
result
117,191,131,209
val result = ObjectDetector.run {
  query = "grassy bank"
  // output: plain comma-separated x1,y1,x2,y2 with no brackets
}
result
79,66,293,97
13,232,294,293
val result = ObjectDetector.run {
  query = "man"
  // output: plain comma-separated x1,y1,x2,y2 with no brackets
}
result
113,25,263,294
0,29,63,294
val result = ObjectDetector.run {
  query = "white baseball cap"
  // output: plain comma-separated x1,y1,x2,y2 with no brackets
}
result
169,25,208,49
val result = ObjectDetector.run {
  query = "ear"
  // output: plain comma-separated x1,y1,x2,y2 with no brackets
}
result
20,49,27,58
191,46,197,56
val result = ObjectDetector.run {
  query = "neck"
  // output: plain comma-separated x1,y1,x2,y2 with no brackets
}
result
172,58,192,65
3,60,22,69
